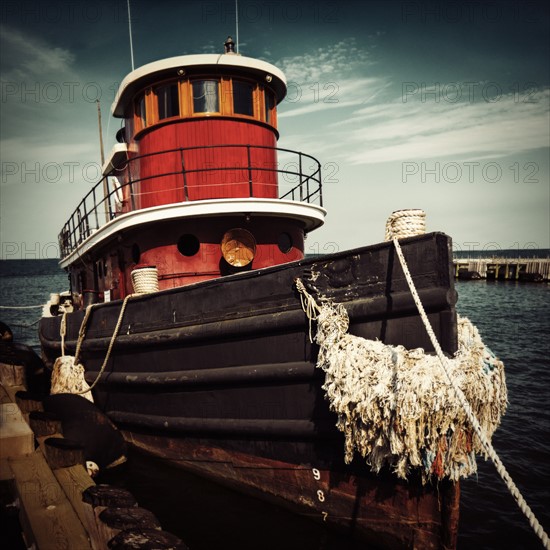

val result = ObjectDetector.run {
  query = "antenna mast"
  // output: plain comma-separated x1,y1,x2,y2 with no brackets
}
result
127,0,135,70
96,100,109,223
235,0,239,53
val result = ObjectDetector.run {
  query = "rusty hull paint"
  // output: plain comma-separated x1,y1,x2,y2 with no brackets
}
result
123,431,460,549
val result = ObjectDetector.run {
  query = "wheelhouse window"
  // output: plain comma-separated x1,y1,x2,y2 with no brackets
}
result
136,94,146,128
264,90,275,124
132,77,278,137
233,80,254,116
192,80,219,113
156,83,179,120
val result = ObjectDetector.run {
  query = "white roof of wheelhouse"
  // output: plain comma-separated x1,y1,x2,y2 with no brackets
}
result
111,53,287,117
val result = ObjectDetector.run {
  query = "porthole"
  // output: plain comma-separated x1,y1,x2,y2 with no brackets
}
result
221,228,256,267
131,243,141,264
177,234,200,257
278,232,293,253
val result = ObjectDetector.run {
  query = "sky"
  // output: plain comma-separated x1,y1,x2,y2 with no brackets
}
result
1,0,549,260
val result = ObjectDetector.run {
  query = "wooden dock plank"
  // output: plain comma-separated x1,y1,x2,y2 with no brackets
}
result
3,384,27,406
0,362,25,387
0,457,14,481
54,464,95,533
9,450,92,550
0,402,34,459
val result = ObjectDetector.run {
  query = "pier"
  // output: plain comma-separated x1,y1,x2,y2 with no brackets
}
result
0,356,189,549
453,258,550,282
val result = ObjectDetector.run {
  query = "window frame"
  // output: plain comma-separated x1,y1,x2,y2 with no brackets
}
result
191,78,222,116
154,81,180,122
131,76,278,138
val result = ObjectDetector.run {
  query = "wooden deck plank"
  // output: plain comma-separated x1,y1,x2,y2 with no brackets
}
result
9,450,92,549
0,402,34,459
0,457,14,481
54,464,95,532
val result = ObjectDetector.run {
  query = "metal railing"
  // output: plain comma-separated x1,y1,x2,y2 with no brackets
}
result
58,144,322,259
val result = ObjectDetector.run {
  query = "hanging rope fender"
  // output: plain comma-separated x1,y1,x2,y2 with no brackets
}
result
51,294,135,402
389,236,549,550
294,237,549,549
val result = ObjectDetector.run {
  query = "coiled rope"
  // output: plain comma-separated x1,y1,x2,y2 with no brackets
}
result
131,266,159,294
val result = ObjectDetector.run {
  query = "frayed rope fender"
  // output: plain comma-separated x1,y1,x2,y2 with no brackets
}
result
295,244,549,548
295,278,506,482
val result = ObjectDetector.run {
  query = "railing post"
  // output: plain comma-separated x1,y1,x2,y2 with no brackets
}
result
318,162,323,207
127,164,136,211
299,153,303,201
180,148,189,201
92,187,99,230
106,178,114,220
70,215,76,251
247,145,253,197
82,200,89,238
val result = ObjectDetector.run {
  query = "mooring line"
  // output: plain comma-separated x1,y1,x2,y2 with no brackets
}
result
391,235,549,550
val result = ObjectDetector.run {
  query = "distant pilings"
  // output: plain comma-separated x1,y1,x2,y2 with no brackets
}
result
453,258,550,282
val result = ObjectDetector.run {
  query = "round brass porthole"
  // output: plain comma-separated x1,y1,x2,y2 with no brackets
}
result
221,228,256,267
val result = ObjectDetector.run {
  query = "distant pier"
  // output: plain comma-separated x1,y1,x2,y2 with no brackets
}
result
453,258,550,282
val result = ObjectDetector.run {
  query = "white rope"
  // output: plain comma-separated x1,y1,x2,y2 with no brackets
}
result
384,209,426,241
0,304,44,309
389,234,549,549
60,312,67,358
52,294,135,401
81,293,135,393
131,266,159,294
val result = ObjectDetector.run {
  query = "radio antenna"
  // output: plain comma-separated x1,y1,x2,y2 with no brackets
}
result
127,0,135,70
235,0,239,53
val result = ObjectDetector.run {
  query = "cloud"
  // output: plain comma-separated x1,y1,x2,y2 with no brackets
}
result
0,25,76,80
341,88,550,164
275,38,371,83
279,77,390,119
275,38,389,119
274,39,549,166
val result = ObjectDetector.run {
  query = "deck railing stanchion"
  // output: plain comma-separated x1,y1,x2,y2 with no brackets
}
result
299,153,303,201
92,187,99,230
247,145,253,197
180,148,189,201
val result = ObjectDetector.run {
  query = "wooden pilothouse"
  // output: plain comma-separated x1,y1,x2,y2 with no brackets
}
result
59,37,324,306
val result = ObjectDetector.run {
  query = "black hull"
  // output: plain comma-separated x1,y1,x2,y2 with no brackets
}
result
40,233,459,548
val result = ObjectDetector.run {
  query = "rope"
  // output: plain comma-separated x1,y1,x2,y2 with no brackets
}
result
60,312,67,357
131,266,159,294
7,319,41,329
0,304,44,309
384,209,426,241
74,305,95,365
391,235,549,548
74,294,135,394
51,294,135,401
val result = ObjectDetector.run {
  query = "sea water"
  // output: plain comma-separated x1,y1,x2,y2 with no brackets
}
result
1,259,548,549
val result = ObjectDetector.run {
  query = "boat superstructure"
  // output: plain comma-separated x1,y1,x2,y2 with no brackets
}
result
58,38,324,303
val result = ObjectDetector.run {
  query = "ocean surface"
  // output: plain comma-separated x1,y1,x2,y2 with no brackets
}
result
1,259,549,549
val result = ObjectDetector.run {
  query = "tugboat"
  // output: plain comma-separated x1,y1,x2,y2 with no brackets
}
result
40,38,463,548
